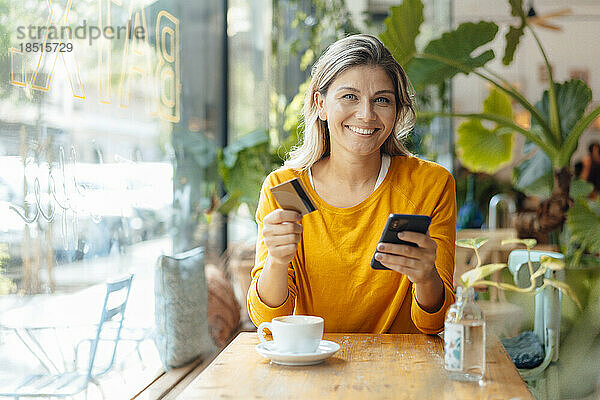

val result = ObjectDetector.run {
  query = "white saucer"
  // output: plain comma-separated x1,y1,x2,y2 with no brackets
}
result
255,340,340,366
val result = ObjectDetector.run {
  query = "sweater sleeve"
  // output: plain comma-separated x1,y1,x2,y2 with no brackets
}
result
247,174,298,326
411,171,457,334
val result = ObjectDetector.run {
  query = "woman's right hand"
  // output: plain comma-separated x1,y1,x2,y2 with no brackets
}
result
262,209,303,267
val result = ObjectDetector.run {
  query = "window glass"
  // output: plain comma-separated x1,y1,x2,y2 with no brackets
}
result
0,0,227,395
229,0,269,142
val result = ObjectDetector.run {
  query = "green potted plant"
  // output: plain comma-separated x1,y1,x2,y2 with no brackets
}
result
381,3,600,392
456,238,579,307
380,0,600,242
455,237,581,386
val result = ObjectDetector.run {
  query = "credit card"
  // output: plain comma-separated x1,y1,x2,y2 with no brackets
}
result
269,178,317,216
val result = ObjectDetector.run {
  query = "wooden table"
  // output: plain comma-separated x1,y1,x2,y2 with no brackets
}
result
177,332,532,399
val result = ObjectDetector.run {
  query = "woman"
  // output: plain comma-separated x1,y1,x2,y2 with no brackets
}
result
247,34,456,334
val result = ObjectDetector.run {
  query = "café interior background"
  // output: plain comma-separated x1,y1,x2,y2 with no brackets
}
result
0,0,599,397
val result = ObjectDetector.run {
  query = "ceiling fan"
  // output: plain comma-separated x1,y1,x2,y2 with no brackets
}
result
526,1,571,31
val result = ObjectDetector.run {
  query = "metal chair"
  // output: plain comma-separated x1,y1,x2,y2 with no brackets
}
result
0,274,133,399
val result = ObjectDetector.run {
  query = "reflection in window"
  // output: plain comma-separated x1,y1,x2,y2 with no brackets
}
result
0,0,182,294
0,0,237,396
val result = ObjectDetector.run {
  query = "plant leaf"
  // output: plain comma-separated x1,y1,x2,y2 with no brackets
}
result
570,179,594,200
503,25,525,66
299,48,315,71
556,80,592,137
501,238,538,248
456,88,515,174
567,199,600,255
561,104,600,167
540,256,566,271
217,190,243,215
219,129,273,215
544,278,583,310
503,0,526,65
456,120,513,174
223,129,270,168
380,0,424,67
461,263,507,287
533,80,592,144
483,87,513,119
513,142,553,198
406,21,498,88
456,238,489,250
283,80,309,134
508,0,526,19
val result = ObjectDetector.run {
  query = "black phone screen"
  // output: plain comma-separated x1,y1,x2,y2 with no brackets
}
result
370,214,431,270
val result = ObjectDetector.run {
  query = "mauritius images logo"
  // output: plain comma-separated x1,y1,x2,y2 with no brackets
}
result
9,0,181,123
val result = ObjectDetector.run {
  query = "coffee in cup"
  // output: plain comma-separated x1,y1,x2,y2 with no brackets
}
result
257,315,324,353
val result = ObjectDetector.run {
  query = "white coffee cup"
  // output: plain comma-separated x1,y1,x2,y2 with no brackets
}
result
257,315,324,354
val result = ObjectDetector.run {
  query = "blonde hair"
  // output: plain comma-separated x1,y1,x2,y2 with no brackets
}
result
284,34,416,171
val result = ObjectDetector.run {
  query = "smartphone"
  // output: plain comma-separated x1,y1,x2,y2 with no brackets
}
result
269,178,317,216
370,214,432,270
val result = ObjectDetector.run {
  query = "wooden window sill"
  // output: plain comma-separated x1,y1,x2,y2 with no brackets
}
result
131,326,254,399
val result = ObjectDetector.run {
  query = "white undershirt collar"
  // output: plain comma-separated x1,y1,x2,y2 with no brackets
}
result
308,154,391,192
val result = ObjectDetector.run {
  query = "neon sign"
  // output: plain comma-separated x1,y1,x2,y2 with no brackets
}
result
9,0,181,123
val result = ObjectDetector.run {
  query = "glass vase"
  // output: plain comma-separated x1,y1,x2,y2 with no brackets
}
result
444,286,486,382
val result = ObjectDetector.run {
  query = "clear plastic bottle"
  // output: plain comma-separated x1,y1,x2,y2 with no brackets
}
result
444,286,486,382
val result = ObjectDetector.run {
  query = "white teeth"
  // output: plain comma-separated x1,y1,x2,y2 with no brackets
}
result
347,126,376,135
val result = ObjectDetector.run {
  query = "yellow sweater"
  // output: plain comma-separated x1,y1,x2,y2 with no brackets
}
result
247,155,456,334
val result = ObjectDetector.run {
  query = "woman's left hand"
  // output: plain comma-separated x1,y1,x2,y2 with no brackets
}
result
373,231,439,284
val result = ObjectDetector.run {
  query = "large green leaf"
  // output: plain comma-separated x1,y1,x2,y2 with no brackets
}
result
456,88,515,173
405,21,498,88
567,199,600,256
557,80,592,137
513,142,553,198
533,80,592,141
483,86,513,119
456,121,513,174
380,0,424,67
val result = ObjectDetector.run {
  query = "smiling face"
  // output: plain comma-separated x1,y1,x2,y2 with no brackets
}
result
314,65,397,159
